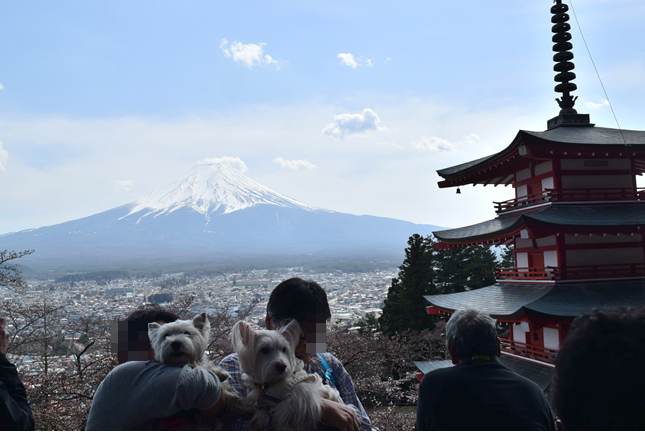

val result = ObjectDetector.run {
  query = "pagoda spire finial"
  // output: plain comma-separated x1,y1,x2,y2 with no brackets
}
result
551,0,577,114
546,0,593,129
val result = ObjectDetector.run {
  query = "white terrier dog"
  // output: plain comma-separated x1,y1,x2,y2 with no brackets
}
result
232,319,350,430
148,313,253,429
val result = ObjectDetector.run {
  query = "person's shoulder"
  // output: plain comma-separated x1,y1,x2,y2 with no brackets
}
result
316,352,342,367
494,363,548,397
108,360,152,375
220,352,239,364
419,365,459,389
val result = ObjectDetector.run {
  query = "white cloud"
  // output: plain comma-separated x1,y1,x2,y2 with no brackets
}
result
414,136,455,153
322,108,386,140
0,141,7,171
384,57,391,64
115,180,133,192
0,83,4,91
586,99,610,109
337,53,372,69
198,156,248,173
413,133,486,153
220,38,280,69
337,53,358,69
273,157,317,170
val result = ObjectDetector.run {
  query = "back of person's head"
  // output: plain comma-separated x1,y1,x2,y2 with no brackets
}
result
117,304,180,363
126,303,180,327
445,309,498,360
553,306,645,431
267,278,331,326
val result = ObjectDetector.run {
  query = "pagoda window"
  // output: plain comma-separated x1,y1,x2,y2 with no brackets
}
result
516,184,528,198
516,252,529,269
540,176,554,192
544,250,558,267
516,168,532,182
534,161,553,176
512,322,529,344
566,247,644,267
561,174,632,189
543,327,559,350
561,158,631,171
516,238,531,249
536,235,556,247
565,233,643,245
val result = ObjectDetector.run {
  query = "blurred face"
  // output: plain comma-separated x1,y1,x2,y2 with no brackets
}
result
266,314,327,365
112,320,166,363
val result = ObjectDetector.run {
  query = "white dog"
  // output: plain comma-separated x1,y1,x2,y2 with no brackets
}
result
232,319,350,430
148,313,253,429
148,313,210,367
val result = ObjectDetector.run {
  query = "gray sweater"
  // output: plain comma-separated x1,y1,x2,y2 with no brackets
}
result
86,361,221,430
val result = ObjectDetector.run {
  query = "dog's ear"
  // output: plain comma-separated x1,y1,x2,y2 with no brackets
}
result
148,322,161,341
232,320,254,351
279,319,302,350
192,312,211,338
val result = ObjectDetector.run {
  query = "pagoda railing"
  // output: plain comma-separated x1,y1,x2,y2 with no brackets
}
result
496,267,559,280
497,263,645,281
494,187,645,213
499,337,557,364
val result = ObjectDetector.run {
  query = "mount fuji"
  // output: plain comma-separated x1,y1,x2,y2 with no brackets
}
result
1,160,442,273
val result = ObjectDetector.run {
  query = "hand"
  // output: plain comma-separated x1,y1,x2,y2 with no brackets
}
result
320,398,360,431
0,318,8,355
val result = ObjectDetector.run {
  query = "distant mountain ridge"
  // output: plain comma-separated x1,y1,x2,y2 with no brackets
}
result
1,161,443,273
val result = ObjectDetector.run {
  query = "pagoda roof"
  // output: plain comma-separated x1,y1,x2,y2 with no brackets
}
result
424,280,645,319
434,204,645,244
437,126,645,187
524,126,645,146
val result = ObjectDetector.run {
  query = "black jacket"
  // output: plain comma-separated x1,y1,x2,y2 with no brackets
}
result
0,354,35,430
415,357,554,431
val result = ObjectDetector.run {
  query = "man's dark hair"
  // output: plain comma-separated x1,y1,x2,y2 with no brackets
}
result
553,306,645,430
445,309,498,360
267,278,331,323
125,304,180,346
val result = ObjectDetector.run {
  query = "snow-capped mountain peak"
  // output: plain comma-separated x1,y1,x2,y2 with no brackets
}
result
122,161,318,222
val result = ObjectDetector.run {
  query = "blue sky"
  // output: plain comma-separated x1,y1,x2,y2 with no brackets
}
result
1,0,645,234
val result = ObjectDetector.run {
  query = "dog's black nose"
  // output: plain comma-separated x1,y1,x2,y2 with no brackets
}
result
171,342,181,351
275,362,287,373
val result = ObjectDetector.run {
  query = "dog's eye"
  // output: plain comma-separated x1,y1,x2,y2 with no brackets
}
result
281,347,287,353
184,332,190,335
260,348,270,354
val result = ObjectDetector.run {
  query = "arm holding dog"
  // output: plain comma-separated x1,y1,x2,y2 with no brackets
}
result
86,361,221,430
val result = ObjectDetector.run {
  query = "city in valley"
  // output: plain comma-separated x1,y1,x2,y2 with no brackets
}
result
1,268,395,374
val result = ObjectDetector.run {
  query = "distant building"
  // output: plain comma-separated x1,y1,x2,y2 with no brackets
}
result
234,280,271,288
105,287,134,296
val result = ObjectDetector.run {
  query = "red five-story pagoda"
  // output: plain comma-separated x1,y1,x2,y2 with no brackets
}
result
416,1,645,385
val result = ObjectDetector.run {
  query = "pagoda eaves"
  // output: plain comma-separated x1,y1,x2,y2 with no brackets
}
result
437,126,645,189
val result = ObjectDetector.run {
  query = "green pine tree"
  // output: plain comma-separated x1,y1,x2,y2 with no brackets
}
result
379,234,438,334
435,244,498,294
499,246,515,268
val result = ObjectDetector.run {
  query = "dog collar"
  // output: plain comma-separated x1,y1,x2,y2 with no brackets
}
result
252,372,317,409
